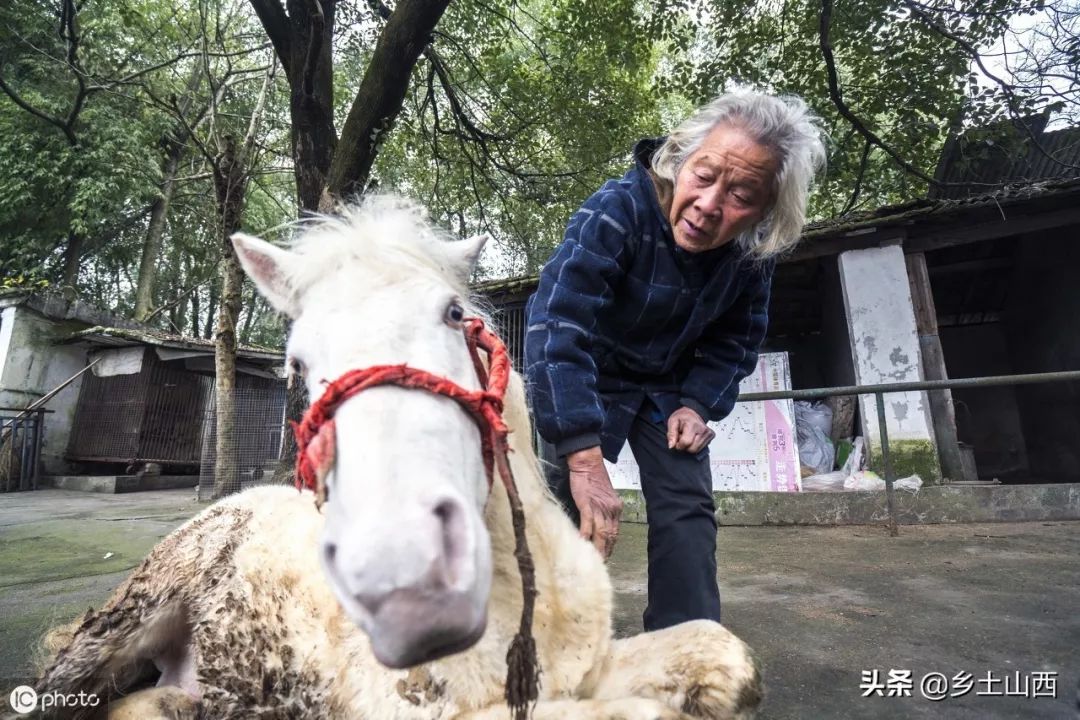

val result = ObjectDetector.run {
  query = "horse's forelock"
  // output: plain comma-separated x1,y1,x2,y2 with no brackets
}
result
281,196,478,307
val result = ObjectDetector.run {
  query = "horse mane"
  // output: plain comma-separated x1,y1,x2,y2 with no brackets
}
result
281,195,485,313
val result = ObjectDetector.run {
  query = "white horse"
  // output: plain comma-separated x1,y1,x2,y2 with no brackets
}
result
35,197,761,720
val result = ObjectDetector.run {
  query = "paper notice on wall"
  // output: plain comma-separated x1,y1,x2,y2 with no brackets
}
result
90,347,145,377
605,352,801,492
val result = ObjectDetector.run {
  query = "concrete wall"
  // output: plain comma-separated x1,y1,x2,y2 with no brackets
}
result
616,483,1080,525
1003,232,1080,481
939,323,1030,480
0,306,90,474
838,245,941,480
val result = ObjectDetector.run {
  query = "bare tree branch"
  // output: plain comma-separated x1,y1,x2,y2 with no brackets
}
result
0,71,77,144
240,60,278,168
144,264,222,323
819,0,988,189
427,51,506,143
902,0,1079,171
248,0,293,75
94,45,270,90
60,0,90,136
842,139,871,216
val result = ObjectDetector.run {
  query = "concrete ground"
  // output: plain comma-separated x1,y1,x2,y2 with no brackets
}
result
1,488,1077,719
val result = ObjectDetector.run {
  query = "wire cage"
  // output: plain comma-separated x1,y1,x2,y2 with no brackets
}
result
490,302,527,373
0,409,45,492
198,374,287,500
67,349,211,468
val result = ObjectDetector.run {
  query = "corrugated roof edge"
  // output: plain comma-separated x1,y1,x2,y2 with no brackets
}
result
64,325,284,361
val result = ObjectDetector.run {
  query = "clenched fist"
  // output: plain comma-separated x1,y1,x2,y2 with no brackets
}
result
667,406,715,454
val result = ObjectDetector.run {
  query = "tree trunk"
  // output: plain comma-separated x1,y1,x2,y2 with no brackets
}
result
212,251,245,498
239,286,258,345
60,230,84,300
188,291,199,337
325,0,452,203
211,135,250,499
283,0,338,211
260,0,339,481
183,253,199,337
210,61,274,499
133,144,183,321
251,0,451,484
203,284,218,339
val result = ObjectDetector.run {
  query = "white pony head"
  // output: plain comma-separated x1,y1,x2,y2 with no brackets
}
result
232,196,492,668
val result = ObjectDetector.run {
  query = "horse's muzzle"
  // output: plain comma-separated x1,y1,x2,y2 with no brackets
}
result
363,588,488,667
319,490,491,668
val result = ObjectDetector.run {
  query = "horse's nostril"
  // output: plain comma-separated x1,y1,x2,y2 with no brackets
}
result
354,591,385,615
433,498,466,588
323,542,337,566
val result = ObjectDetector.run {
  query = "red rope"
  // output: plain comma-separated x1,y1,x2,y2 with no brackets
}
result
293,318,510,498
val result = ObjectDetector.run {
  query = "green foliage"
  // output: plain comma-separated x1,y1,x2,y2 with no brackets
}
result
1,273,50,291
0,0,1070,331
0,1,179,279
0,0,292,342
367,0,1063,275
371,0,666,276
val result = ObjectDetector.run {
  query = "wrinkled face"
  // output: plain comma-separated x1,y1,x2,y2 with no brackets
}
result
668,124,779,253
233,227,492,669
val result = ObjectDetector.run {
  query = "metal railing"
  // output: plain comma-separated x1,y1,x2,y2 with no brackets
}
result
737,369,1080,536
0,408,47,492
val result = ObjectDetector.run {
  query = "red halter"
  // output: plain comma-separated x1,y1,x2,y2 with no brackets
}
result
290,315,538,717
292,317,512,499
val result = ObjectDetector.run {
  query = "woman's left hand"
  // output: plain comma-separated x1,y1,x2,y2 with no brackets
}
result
667,407,715,454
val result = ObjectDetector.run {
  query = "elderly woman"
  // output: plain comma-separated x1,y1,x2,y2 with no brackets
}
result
524,90,826,631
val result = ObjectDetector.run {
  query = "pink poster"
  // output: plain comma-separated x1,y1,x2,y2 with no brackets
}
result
606,353,802,492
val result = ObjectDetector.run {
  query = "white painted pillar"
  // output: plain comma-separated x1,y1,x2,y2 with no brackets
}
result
838,245,941,480
0,306,16,390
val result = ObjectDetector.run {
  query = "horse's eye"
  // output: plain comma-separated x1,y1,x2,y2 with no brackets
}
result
288,357,306,376
445,300,466,328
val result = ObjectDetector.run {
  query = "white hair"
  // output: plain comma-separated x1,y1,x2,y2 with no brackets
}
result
651,91,827,258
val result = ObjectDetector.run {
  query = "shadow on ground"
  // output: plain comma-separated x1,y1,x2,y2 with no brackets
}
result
1,488,1077,719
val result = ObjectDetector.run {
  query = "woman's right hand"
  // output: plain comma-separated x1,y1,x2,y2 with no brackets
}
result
566,446,623,559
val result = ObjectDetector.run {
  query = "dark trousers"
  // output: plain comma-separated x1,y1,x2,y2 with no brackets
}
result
542,412,721,631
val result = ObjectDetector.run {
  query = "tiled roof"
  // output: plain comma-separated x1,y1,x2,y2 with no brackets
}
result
931,118,1080,199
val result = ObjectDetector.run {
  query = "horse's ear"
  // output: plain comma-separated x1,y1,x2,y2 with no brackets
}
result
449,233,489,283
232,233,300,318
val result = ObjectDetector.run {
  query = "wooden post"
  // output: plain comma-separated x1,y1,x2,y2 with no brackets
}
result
905,252,968,482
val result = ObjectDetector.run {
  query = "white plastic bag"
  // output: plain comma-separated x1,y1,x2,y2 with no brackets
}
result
895,474,923,492
844,470,885,491
795,402,835,475
842,471,924,492
840,436,865,476
801,471,847,492
795,401,833,436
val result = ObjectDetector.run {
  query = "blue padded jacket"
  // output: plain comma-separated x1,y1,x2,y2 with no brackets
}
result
524,139,774,461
